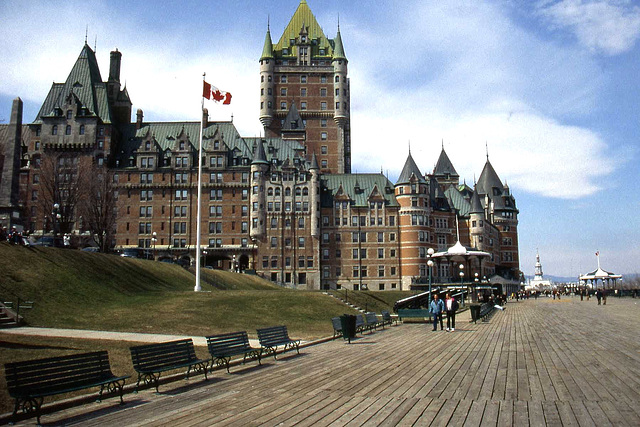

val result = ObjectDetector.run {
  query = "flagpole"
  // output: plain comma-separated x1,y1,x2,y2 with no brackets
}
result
195,73,205,292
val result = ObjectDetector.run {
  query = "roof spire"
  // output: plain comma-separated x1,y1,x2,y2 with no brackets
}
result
85,25,88,45
442,138,444,149
408,140,411,154
486,141,489,160
94,35,97,52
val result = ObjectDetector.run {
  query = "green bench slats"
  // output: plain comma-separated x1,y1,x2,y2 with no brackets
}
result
381,310,398,326
5,351,129,425
130,339,208,393
257,325,300,360
397,308,431,322
206,331,262,373
365,312,384,331
331,317,342,338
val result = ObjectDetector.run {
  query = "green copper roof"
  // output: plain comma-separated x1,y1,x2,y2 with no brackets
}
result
332,29,347,61
444,186,471,217
35,44,112,124
260,29,274,60
321,174,399,208
273,0,338,59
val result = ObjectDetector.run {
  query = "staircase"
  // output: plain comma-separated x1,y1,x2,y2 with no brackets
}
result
322,292,366,313
0,300,33,328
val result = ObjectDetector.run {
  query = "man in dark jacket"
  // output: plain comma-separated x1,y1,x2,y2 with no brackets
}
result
444,293,460,331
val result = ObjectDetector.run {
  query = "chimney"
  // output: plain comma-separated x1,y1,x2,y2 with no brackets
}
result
136,109,144,130
0,98,23,209
109,49,122,82
203,108,209,128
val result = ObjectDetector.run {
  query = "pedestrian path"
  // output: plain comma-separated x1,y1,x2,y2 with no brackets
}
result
0,327,261,347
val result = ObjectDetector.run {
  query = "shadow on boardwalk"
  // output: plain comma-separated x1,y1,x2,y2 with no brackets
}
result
9,297,640,426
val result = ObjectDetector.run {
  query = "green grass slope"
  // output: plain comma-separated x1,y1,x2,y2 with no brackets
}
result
0,244,372,339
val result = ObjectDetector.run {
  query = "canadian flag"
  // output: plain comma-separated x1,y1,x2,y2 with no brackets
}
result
203,81,232,105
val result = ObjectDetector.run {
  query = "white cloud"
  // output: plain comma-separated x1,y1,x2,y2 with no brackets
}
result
536,0,640,55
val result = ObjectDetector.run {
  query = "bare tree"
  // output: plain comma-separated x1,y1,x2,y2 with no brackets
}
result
38,152,89,236
77,163,120,252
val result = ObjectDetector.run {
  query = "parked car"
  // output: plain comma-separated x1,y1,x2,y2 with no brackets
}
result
32,236,63,247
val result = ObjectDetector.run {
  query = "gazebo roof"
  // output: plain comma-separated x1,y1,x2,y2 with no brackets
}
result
579,267,622,281
432,240,491,260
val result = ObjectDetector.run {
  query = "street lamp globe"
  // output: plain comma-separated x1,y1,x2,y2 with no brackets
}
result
427,247,435,256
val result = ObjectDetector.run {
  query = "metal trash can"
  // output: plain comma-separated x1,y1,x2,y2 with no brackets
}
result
340,314,357,343
470,304,481,323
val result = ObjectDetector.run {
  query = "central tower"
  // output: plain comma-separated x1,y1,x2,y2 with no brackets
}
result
259,0,351,174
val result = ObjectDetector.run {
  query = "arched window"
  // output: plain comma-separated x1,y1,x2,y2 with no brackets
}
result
303,188,309,196
285,187,291,196
335,76,340,83
267,188,273,196
79,125,85,135
295,188,301,196
275,188,281,196
52,125,58,135
65,125,72,135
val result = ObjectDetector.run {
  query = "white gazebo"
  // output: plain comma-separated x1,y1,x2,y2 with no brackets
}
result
579,252,622,289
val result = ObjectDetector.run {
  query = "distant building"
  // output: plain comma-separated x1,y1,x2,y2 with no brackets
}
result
526,250,552,291
0,0,520,290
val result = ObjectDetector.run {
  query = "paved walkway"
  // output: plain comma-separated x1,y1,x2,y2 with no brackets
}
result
5,297,640,426
0,327,256,347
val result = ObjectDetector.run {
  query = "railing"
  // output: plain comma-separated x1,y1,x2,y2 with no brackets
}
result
0,284,33,325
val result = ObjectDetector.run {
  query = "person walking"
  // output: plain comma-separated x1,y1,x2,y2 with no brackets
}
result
596,289,602,305
429,293,445,331
444,293,459,332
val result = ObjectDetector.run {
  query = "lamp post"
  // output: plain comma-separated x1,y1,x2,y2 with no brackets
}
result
427,248,435,301
473,272,479,306
52,203,61,247
151,232,157,260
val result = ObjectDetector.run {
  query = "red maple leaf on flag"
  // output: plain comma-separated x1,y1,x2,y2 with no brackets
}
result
212,90,225,102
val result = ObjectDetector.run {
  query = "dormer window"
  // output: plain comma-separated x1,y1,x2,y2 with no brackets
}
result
66,110,72,119
145,141,151,150
179,141,185,150
283,48,288,55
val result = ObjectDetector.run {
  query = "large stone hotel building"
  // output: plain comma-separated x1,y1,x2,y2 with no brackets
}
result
0,1,521,291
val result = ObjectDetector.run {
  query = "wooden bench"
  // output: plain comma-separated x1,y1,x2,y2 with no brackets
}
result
355,314,367,333
381,310,398,326
130,339,208,393
397,308,431,322
365,312,384,331
479,303,496,322
4,351,129,425
256,326,300,360
206,331,262,373
331,317,343,338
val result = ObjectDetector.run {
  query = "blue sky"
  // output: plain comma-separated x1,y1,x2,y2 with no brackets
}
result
1,0,639,278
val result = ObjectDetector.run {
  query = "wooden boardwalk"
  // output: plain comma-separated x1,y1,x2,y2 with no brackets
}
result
25,297,640,426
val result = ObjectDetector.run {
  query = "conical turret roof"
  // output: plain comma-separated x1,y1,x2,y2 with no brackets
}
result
332,28,347,61
281,103,305,130
433,147,458,178
469,189,484,214
252,139,268,165
476,159,503,196
396,152,425,185
260,28,274,60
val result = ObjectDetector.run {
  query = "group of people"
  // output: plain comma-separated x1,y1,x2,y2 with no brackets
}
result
428,293,459,332
0,226,26,245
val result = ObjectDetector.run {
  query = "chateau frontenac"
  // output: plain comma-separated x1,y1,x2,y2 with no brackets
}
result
0,1,520,290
